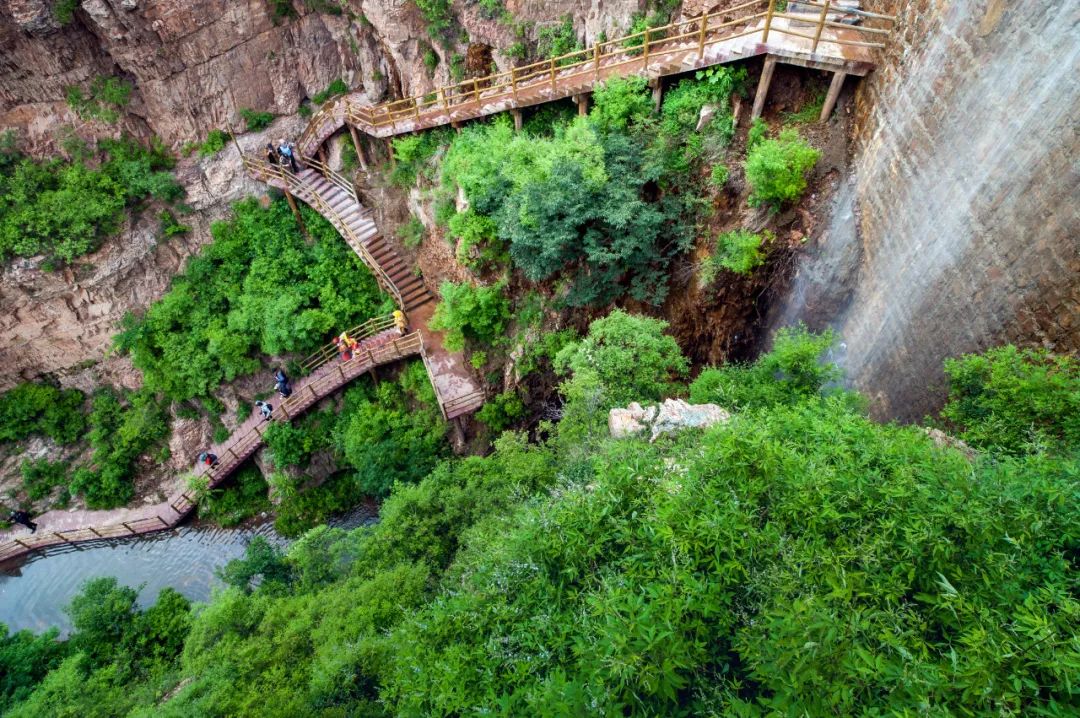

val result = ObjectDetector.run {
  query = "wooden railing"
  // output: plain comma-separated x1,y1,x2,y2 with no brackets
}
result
240,155,405,309
300,314,397,373
299,0,895,145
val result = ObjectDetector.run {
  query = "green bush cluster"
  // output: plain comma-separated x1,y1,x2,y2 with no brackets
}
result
413,0,455,41
69,388,170,508
311,78,348,105
389,127,452,187
20,459,70,504
0,382,86,445
447,208,505,270
197,464,270,527
65,76,132,124
0,137,181,264
6,315,1079,717
239,108,275,132
53,0,80,24
699,228,770,282
116,198,389,401
537,15,580,61
429,280,511,351
745,128,820,209
941,345,1079,455
197,129,229,157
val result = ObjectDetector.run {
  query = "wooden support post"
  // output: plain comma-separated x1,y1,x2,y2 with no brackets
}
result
549,59,556,93
762,0,776,44
510,67,519,100
122,522,135,534
283,189,306,236
697,12,708,59
440,86,450,113
593,43,601,80
338,364,347,381
750,55,777,121
819,70,846,122
574,93,588,116
451,120,462,133
317,145,328,165
309,384,318,399
510,108,523,132
347,124,368,171
413,98,421,122
643,28,650,70
369,365,379,386
472,78,480,102
812,0,831,52
649,78,663,113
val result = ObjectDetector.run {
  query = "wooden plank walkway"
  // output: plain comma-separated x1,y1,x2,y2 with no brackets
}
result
240,157,485,422
299,1,893,153
0,328,425,566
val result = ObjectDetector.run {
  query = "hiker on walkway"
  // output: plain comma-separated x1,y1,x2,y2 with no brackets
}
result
198,451,218,468
255,400,274,421
8,510,37,533
333,331,359,362
265,143,277,166
393,309,409,335
277,138,299,173
274,368,292,398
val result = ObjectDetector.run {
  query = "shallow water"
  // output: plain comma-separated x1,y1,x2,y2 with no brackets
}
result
0,502,377,636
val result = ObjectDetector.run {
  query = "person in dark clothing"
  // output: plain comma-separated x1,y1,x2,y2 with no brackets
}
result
9,510,37,533
265,143,277,166
255,400,273,421
274,368,292,398
198,451,219,468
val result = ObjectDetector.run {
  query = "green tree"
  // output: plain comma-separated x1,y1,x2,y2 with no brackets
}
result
429,280,511,351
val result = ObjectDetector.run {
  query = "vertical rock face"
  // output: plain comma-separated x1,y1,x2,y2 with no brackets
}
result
771,0,1080,421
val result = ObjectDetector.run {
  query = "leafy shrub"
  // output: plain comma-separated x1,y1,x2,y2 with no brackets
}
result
940,345,1079,455
706,228,769,278
475,389,525,432
198,464,270,527
590,76,652,133
0,382,86,445
449,53,466,82
69,388,170,508
690,325,842,410
447,209,504,269
783,88,826,124
65,76,132,124
20,459,69,503
53,0,80,24
0,625,69,713
429,280,511,351
398,216,425,248
158,209,190,237
555,309,687,409
414,0,455,40
311,78,348,105
422,47,439,74
115,198,389,401
273,471,366,537
335,363,447,497
197,129,229,158
266,0,297,21
709,163,729,188
745,128,820,209
390,128,451,187
746,116,768,150
537,15,580,61
0,137,180,264
238,108,275,132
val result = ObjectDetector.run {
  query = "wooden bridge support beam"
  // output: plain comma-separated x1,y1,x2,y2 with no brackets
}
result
819,70,847,122
649,78,663,113
348,124,369,171
573,93,589,117
510,108,523,132
750,55,777,121
283,189,307,236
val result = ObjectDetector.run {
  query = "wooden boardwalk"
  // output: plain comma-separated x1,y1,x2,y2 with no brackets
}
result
0,325,426,566
299,0,894,154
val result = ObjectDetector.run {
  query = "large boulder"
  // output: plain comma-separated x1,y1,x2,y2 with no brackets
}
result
609,398,730,442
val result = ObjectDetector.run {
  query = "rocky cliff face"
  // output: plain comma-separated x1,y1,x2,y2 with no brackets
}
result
1,0,647,152
769,0,1080,421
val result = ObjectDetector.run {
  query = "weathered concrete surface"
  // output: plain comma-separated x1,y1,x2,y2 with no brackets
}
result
769,0,1080,421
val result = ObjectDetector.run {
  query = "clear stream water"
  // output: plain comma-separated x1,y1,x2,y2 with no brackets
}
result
0,503,377,636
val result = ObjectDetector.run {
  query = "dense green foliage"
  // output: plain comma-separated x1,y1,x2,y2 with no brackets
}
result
941,344,1079,455
69,387,170,508
197,129,229,158
6,317,1078,716
537,15,580,60
239,108,275,132
700,228,770,282
413,0,454,40
0,382,86,445
429,280,511,351
65,76,132,124
0,624,68,713
0,137,181,264
53,0,80,24
311,78,348,105
116,198,389,401
745,128,820,209
20,459,69,504
198,464,271,527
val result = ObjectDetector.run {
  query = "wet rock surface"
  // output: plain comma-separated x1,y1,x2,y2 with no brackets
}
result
610,399,731,442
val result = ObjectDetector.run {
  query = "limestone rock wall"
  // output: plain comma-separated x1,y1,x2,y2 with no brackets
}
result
769,0,1080,421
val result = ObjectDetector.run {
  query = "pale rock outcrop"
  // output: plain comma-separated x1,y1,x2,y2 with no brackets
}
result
610,398,730,441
